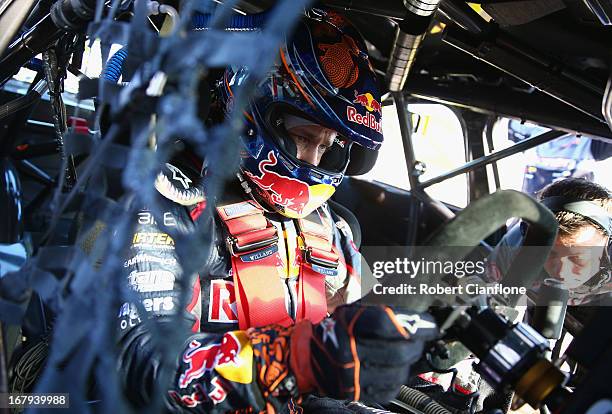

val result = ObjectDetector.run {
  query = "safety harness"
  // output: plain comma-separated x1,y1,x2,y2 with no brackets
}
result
216,200,340,329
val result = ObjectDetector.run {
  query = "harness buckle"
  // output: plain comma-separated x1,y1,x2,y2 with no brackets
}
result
304,246,339,269
227,227,279,256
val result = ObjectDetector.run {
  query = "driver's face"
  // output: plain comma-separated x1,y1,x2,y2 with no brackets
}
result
287,124,337,167
544,225,607,289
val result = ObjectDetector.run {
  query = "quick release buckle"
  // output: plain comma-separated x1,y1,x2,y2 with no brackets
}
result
304,246,339,269
226,227,279,256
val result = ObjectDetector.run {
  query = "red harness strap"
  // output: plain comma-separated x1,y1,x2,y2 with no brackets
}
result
295,213,340,325
217,201,293,329
217,201,338,329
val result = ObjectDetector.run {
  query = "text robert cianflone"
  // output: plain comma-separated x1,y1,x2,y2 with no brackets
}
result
371,283,527,296
371,257,486,279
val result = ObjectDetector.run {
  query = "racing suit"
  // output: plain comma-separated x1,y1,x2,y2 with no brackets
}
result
116,159,364,412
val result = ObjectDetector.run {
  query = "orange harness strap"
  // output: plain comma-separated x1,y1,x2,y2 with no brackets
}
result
217,201,293,329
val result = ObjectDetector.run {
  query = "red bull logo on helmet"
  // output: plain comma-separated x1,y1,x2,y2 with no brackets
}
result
348,91,382,133
178,332,243,389
244,151,311,216
353,91,382,114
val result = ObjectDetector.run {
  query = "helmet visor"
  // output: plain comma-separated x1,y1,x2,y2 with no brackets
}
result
266,106,352,174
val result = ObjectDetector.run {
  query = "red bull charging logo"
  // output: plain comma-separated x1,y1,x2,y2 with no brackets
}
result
244,151,310,216
353,91,382,114
178,333,242,389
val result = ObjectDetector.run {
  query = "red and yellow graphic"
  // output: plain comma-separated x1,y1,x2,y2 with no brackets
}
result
245,151,335,218
215,331,253,384
178,331,253,389
353,91,382,115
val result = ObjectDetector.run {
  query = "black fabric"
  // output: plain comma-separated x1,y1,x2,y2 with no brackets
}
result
309,304,437,405
301,395,395,413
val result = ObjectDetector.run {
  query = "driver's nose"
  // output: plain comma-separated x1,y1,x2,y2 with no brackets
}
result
545,256,576,281
545,256,562,279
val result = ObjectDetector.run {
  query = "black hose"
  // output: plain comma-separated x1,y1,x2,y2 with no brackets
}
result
395,385,452,414
0,81,47,121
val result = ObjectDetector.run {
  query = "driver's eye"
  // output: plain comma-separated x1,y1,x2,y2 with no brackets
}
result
292,135,309,146
569,255,587,266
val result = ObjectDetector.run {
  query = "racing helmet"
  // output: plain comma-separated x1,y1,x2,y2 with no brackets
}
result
221,9,383,218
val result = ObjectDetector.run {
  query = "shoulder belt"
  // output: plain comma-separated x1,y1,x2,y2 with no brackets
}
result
216,200,339,329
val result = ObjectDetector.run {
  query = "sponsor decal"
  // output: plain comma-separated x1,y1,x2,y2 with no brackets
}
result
132,232,175,247
128,270,175,292
346,106,381,133
208,280,238,323
117,303,141,330
353,91,382,114
123,253,177,268
166,163,192,189
118,302,132,318
243,151,310,216
239,245,278,263
222,202,259,219
311,263,338,277
138,211,177,227
168,377,228,408
213,332,253,384
168,384,208,408
396,314,437,335
209,376,228,405
117,297,175,330
178,331,252,389
142,295,175,313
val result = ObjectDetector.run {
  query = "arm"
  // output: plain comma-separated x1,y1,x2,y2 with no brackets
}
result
116,165,299,412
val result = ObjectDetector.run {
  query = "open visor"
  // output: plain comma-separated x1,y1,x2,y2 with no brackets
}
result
265,105,352,174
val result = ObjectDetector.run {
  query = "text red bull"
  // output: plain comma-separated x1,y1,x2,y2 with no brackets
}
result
178,333,242,389
244,151,311,215
346,106,382,133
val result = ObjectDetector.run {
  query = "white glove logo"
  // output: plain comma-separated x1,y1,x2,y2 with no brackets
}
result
395,314,436,335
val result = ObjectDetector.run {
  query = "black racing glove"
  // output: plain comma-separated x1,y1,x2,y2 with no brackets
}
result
290,303,438,404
